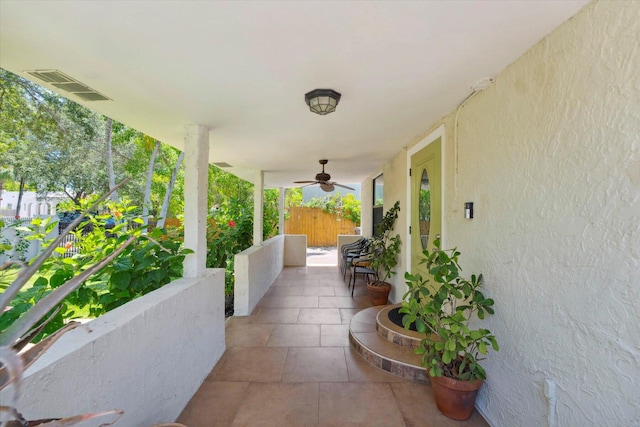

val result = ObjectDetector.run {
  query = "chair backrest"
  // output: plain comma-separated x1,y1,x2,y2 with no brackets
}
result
341,237,366,254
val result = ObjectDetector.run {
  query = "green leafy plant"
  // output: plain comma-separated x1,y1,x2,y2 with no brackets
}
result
341,193,361,224
399,237,498,382
0,184,130,425
0,199,191,342
92,227,191,314
369,201,401,285
206,212,252,296
0,182,193,425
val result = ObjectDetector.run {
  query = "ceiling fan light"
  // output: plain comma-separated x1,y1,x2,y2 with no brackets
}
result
320,183,335,192
305,89,341,115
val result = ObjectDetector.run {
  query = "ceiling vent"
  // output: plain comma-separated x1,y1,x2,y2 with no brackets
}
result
213,162,232,168
26,69,111,101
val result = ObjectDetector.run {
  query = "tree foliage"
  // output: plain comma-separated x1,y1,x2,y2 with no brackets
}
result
286,190,361,224
0,68,186,218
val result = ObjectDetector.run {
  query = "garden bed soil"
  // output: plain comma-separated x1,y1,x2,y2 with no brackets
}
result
388,306,418,331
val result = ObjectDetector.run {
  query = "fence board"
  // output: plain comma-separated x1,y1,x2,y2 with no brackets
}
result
284,207,358,247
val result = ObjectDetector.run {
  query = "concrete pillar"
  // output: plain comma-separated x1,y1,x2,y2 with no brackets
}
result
278,187,285,235
253,170,264,246
183,124,209,277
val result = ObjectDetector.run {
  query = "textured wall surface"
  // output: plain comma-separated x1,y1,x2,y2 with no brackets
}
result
284,234,307,266
384,152,409,304
454,2,639,425
2,271,225,426
372,1,639,425
234,235,285,315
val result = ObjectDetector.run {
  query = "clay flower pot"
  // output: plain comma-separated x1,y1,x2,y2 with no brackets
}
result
430,374,484,420
366,281,391,306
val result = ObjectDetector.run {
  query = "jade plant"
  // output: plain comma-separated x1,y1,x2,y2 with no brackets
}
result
368,201,401,286
399,238,498,382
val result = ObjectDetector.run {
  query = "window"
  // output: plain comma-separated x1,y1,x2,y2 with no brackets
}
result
372,174,383,236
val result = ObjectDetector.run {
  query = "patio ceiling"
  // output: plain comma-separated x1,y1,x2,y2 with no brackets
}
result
0,0,587,188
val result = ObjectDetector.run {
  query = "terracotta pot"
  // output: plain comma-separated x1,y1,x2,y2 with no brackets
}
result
366,282,391,306
429,374,483,420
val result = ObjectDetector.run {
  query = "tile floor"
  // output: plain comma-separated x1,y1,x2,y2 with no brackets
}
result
177,266,489,427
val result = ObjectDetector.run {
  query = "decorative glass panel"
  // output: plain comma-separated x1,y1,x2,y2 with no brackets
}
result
419,169,430,249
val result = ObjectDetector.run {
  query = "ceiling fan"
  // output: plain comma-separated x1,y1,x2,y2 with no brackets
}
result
294,159,355,192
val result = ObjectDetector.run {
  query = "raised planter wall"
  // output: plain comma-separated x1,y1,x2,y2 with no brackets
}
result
2,269,225,426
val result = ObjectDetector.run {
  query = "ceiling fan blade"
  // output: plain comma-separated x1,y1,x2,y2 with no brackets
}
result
293,180,317,184
332,183,356,191
297,182,319,188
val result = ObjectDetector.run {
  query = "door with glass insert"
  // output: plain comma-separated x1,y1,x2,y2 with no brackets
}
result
410,137,441,277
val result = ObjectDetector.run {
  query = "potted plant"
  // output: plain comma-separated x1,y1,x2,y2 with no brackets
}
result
367,201,401,305
399,238,498,420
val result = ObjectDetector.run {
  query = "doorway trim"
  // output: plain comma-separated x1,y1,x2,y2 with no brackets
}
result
405,124,446,272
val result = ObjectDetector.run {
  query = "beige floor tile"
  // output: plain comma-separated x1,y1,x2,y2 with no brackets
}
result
321,324,350,347
270,278,299,287
226,315,252,325
390,383,489,427
283,347,348,382
354,294,374,308
177,381,249,427
267,324,321,347
340,308,362,324
334,285,369,297
317,279,348,288
231,382,319,426
183,266,489,426
249,308,300,324
318,296,359,309
255,296,283,308
209,347,287,382
319,382,406,426
267,286,304,297
298,308,342,324
301,279,332,287
333,285,355,296
225,323,274,347
302,286,336,296
281,295,320,308
344,346,406,383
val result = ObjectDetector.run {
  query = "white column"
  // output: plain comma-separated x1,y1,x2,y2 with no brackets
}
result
183,124,209,277
253,170,264,245
278,187,285,235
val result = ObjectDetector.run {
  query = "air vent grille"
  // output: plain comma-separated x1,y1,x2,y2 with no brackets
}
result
28,70,74,83
26,69,112,102
213,162,232,168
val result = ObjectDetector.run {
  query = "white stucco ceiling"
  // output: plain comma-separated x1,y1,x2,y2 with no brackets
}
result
0,0,588,188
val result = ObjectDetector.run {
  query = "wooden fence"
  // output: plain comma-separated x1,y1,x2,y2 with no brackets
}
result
284,207,358,247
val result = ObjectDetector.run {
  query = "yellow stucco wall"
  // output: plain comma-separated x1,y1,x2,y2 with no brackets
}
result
364,1,640,425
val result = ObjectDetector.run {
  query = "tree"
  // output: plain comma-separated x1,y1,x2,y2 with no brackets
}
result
142,140,160,225
1,69,110,205
105,118,117,202
157,151,184,228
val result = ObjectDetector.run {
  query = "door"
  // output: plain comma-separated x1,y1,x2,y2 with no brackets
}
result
410,137,441,278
